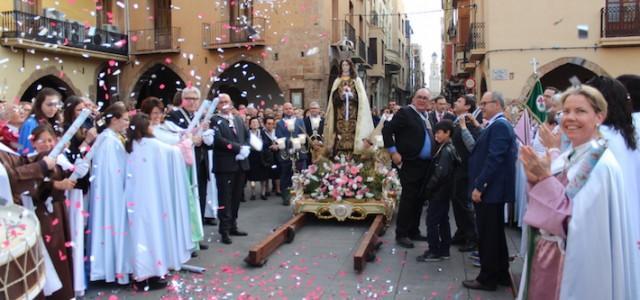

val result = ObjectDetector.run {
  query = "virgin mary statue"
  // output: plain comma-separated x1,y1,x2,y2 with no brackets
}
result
323,59,374,156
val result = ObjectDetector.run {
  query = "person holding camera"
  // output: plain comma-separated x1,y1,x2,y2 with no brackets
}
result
449,94,483,253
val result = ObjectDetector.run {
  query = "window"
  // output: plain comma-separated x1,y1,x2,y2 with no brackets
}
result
14,0,39,14
368,38,378,65
290,89,304,108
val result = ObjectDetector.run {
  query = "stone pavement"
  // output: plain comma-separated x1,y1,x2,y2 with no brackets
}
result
84,194,523,299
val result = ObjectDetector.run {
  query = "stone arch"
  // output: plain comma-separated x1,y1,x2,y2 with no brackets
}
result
520,57,609,98
17,66,81,102
130,63,186,107
208,60,284,108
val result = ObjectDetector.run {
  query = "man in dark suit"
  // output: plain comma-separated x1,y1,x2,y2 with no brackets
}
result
210,93,251,244
276,102,306,206
450,94,481,252
382,88,434,249
429,95,456,128
164,87,213,250
303,101,324,164
463,91,517,291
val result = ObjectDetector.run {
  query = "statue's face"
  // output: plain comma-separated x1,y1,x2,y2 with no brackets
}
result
341,61,350,73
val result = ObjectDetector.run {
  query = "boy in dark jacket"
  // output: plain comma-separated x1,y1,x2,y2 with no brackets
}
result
417,120,461,262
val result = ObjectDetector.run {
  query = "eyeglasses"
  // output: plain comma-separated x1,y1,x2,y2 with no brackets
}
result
183,97,199,101
478,100,497,107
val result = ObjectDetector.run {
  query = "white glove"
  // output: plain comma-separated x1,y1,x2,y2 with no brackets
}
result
239,145,250,159
73,159,90,178
202,129,214,146
56,154,74,171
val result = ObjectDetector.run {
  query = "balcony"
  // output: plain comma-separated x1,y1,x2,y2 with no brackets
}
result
129,27,181,54
384,48,401,74
0,10,128,60
600,6,640,47
468,22,485,61
354,38,367,64
202,17,266,49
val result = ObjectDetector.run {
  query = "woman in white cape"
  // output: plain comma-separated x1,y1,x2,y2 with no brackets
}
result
123,113,193,289
519,85,639,300
87,103,130,285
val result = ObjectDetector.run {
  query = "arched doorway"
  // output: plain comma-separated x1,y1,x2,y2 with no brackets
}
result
20,75,74,102
521,57,608,97
131,64,185,106
540,63,597,91
209,61,283,108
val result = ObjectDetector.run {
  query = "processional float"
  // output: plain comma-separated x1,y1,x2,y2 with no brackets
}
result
245,119,400,272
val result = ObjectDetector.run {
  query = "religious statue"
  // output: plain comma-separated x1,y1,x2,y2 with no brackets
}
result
323,59,374,156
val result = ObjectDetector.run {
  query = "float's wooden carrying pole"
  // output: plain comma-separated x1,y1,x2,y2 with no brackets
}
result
245,213,307,267
353,215,385,272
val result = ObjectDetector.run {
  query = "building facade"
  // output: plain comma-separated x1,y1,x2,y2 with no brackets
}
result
443,0,640,101
0,0,127,106
0,0,414,112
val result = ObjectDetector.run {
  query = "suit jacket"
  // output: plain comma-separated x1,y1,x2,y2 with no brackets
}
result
468,115,517,204
303,116,324,137
210,114,250,173
428,110,456,128
275,117,307,163
382,106,434,162
165,108,210,178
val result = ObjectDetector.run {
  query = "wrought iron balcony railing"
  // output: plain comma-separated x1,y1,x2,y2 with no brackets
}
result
358,38,367,62
129,27,181,54
0,10,127,56
601,5,640,38
202,17,266,47
345,21,356,46
469,22,485,49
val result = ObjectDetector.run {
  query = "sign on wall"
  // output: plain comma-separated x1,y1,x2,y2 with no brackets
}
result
492,69,509,81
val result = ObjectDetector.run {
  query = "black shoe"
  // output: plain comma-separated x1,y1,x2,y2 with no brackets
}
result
416,251,442,262
191,251,198,258
261,194,267,200
450,235,465,245
440,251,451,260
275,192,282,196
409,234,428,241
250,195,256,201
462,279,496,291
229,229,248,236
199,242,209,250
204,218,218,226
220,233,232,244
134,277,168,291
395,237,415,249
148,277,169,289
458,242,477,252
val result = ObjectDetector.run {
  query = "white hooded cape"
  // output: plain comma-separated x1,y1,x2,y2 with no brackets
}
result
124,138,193,280
87,128,130,284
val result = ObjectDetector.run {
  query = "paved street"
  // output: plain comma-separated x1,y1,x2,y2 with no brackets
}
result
85,194,523,299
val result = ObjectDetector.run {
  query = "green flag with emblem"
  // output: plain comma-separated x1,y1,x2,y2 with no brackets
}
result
526,80,546,123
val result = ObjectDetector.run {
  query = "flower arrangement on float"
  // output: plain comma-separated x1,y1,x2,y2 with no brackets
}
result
292,154,401,203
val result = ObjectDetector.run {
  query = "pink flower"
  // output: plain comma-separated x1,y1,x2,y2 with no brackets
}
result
350,166,359,175
308,164,318,174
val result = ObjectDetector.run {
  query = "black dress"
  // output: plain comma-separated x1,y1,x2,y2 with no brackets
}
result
247,129,270,181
